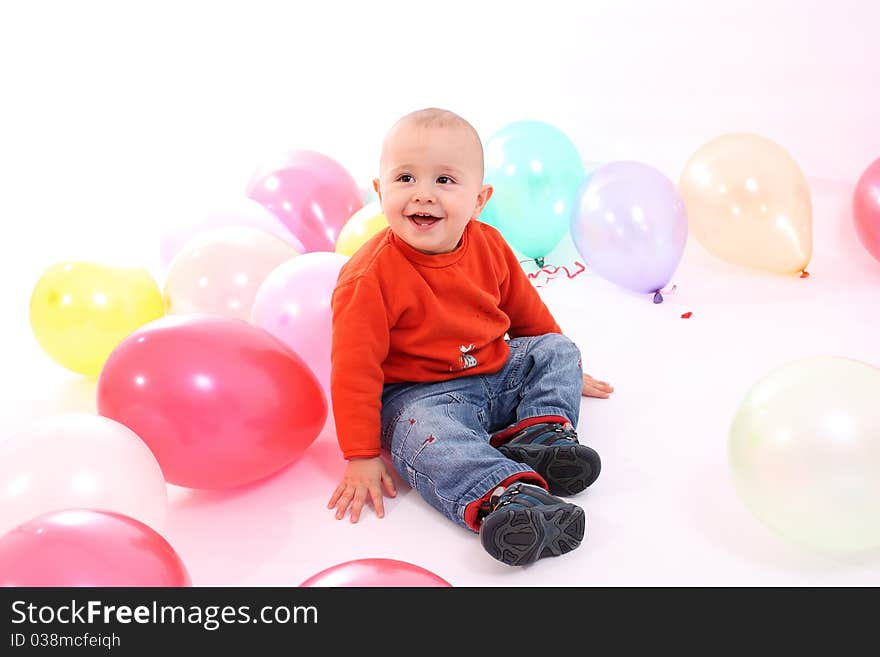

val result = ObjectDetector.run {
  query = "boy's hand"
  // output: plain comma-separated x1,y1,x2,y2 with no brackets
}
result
582,373,614,398
328,456,397,523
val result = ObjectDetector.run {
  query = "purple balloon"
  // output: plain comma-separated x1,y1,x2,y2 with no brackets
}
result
570,161,687,295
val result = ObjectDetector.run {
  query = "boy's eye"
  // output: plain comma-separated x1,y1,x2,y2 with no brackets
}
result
397,174,414,183
437,175,454,184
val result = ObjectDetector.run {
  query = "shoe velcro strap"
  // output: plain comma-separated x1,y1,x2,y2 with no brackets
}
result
509,422,579,446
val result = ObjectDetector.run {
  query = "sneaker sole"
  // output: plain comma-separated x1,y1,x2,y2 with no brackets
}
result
480,503,585,566
497,443,601,496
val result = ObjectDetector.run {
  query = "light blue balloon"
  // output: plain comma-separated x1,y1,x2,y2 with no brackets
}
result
482,121,585,259
570,161,688,298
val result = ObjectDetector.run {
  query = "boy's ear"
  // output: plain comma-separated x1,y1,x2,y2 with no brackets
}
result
472,184,494,219
372,178,381,201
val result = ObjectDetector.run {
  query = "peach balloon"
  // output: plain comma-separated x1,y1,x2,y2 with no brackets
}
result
164,226,299,320
679,133,812,274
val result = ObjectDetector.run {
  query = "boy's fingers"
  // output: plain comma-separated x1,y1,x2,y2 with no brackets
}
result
583,386,610,398
382,473,397,497
349,489,368,523
334,489,354,519
370,486,385,518
327,484,345,508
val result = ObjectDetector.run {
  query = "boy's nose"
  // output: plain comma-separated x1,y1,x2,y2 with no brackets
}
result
411,187,436,203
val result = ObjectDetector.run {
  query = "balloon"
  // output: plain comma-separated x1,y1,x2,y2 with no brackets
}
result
97,314,327,489
30,262,164,378
300,558,451,587
570,161,687,296
164,226,299,321
853,157,880,263
679,133,812,273
251,252,349,402
159,196,305,269
729,357,880,553
0,414,167,536
363,185,379,204
482,120,585,259
0,509,190,586
246,150,363,253
335,202,388,256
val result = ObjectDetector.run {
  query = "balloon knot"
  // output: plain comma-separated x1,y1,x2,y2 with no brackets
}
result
681,311,692,319
653,291,663,304
535,257,545,268
799,270,810,279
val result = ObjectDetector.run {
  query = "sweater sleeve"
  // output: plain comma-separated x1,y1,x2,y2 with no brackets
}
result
330,276,390,459
497,239,562,338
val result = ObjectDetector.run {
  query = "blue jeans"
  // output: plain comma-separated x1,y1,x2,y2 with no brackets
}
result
380,333,583,532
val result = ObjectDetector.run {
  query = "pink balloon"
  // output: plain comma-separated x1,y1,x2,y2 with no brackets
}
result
0,509,190,587
251,251,349,402
300,558,452,587
159,197,305,269
854,157,880,263
97,314,327,489
246,150,363,253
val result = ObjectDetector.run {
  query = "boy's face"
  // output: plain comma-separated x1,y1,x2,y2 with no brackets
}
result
374,122,493,255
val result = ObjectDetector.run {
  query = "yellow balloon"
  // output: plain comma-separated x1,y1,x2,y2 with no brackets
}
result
679,133,812,274
335,201,388,256
30,262,165,378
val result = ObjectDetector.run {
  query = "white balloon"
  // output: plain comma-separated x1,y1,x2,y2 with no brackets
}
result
729,357,880,553
159,196,304,268
0,414,168,536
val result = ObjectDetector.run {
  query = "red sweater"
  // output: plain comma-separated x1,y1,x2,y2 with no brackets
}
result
330,220,562,459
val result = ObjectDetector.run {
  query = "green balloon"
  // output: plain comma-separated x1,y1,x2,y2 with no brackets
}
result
729,357,880,553
482,121,584,259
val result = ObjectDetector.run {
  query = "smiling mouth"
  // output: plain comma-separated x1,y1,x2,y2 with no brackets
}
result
408,213,443,227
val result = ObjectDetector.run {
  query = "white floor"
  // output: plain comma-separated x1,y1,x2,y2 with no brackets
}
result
3,176,879,586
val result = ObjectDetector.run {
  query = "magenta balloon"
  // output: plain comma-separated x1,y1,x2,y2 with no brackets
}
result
853,157,880,263
571,161,688,294
0,509,190,587
97,314,327,489
300,558,452,587
246,150,363,253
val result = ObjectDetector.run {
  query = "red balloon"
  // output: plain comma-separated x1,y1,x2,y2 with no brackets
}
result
854,157,880,263
0,509,190,587
246,149,363,253
300,558,452,587
97,314,327,489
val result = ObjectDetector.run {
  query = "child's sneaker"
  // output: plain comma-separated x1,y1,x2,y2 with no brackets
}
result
479,482,585,566
495,422,600,496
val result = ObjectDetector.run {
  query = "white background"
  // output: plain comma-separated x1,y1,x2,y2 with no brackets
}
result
1,1,879,586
